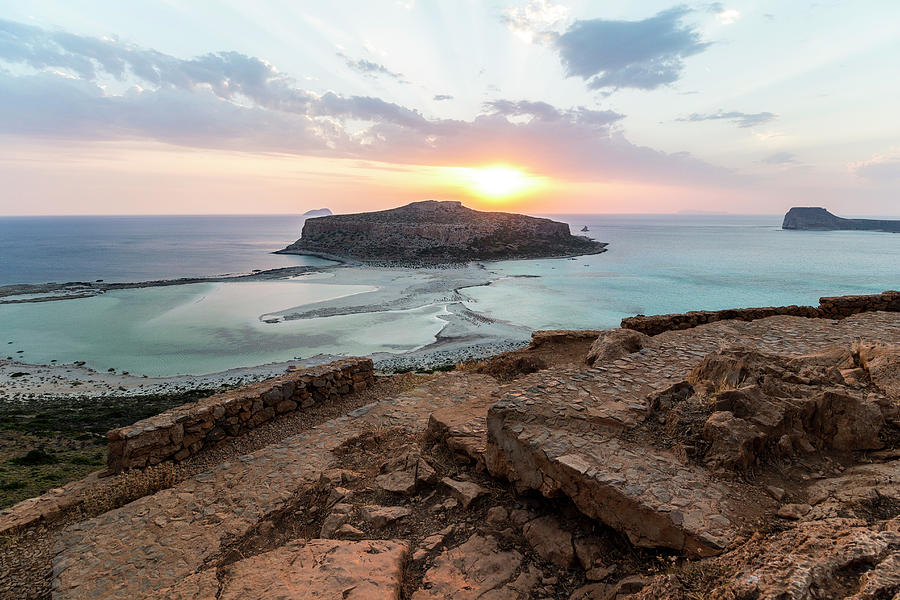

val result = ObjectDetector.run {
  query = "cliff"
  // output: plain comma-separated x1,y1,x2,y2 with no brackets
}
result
782,207,900,232
278,200,608,264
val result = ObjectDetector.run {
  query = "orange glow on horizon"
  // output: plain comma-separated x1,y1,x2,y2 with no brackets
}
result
443,165,545,203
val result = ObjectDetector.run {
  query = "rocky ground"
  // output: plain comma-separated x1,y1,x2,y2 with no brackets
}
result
1,311,899,599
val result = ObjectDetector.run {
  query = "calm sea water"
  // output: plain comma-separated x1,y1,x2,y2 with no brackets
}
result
465,214,900,330
0,214,897,375
0,215,330,285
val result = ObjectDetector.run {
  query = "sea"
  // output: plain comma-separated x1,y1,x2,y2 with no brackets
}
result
1,214,897,376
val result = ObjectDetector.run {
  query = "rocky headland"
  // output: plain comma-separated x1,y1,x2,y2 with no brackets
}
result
783,207,900,232
2,292,899,599
278,200,608,265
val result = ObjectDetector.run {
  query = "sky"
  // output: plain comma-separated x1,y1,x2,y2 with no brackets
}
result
0,0,898,216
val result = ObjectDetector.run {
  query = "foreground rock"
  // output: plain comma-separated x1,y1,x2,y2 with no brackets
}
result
154,538,407,599
411,534,540,600
486,312,900,562
51,374,498,599
38,310,900,599
278,200,607,265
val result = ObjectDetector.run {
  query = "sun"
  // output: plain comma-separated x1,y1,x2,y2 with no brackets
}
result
464,165,537,199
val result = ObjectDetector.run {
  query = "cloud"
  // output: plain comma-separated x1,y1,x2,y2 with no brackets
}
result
678,110,778,128
433,94,454,101
704,3,740,24
484,99,623,126
337,52,407,83
715,10,741,25
0,18,737,189
852,149,900,182
503,0,570,44
761,152,798,165
555,7,710,91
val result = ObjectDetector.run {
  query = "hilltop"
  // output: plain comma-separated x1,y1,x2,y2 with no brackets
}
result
302,208,333,217
278,200,607,265
783,207,900,232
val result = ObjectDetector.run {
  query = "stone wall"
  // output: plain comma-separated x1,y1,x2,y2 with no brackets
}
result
621,290,900,336
818,291,900,317
106,358,374,473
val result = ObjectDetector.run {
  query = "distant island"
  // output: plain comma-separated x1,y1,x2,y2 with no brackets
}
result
278,200,608,265
302,208,333,217
783,207,900,232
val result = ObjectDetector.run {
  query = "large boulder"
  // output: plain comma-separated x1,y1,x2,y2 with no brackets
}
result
858,342,900,399
585,329,650,366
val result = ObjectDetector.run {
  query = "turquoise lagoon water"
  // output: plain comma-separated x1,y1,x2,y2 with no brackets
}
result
464,214,900,330
0,280,449,376
1,214,897,375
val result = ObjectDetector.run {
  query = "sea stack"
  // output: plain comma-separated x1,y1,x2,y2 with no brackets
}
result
278,200,607,265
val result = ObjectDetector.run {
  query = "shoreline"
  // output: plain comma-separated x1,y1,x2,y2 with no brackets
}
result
0,265,331,304
275,244,608,268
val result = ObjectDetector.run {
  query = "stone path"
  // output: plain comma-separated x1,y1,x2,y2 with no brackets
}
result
46,311,900,597
486,312,900,556
51,373,498,599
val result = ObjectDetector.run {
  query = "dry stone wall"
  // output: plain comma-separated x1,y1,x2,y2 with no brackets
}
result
621,291,899,336
105,358,373,473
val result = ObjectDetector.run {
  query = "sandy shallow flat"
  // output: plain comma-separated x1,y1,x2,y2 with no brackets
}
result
0,264,531,399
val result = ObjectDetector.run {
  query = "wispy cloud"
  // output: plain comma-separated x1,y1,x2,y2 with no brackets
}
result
678,110,778,128
852,148,900,181
337,53,407,83
433,94,453,101
555,7,710,91
704,3,741,25
761,152,798,165
0,18,737,188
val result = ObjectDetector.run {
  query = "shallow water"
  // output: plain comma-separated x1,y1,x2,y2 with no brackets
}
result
0,281,447,376
1,214,897,375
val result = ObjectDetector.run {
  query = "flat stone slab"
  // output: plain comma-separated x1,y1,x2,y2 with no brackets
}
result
486,312,900,558
487,409,735,556
411,534,539,599
426,390,497,465
220,539,408,600
51,373,497,600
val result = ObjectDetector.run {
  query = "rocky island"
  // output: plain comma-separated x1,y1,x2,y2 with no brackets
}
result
278,200,607,265
783,207,900,232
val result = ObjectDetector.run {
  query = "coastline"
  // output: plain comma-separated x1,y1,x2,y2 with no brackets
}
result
0,265,328,304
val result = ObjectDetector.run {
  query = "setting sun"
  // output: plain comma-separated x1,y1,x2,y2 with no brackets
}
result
462,166,539,199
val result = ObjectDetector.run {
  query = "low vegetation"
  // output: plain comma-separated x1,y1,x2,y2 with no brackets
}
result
0,389,222,509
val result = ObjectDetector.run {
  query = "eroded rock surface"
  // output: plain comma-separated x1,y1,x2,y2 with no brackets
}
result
41,311,900,600
411,533,540,600
218,539,408,600
486,312,900,561
51,373,498,599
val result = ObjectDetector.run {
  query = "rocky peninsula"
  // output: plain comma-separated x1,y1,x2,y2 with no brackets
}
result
2,291,899,599
278,200,608,265
783,207,900,232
